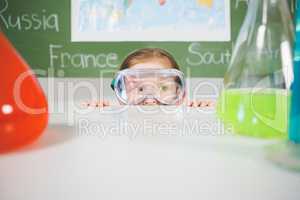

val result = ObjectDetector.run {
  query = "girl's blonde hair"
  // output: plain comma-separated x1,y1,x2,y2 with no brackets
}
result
119,48,180,70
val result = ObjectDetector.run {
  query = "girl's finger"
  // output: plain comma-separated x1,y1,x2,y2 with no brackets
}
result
192,101,199,107
207,101,215,107
81,101,90,107
202,101,210,107
103,100,110,106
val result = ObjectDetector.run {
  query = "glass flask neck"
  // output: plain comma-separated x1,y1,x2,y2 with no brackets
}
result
224,0,294,89
250,0,294,37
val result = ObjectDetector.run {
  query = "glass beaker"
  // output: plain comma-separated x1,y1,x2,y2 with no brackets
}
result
217,0,294,139
0,31,48,153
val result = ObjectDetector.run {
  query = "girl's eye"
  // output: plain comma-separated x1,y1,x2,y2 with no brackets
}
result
160,85,168,91
138,87,144,92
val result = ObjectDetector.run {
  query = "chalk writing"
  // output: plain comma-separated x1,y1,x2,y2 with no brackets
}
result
0,0,59,32
186,43,231,66
49,44,119,69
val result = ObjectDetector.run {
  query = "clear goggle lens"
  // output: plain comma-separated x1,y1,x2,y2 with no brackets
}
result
112,69,185,105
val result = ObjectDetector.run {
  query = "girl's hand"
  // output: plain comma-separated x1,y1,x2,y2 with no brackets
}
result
80,100,215,108
186,100,215,107
81,100,110,108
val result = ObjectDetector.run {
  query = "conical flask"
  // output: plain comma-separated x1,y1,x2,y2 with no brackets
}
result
0,31,48,152
217,0,294,139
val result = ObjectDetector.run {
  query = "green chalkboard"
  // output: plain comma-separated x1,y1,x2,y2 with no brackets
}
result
0,0,291,78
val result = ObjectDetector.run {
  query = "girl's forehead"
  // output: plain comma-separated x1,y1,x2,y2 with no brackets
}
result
130,59,173,69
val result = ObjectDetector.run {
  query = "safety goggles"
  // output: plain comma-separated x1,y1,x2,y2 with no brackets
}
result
111,68,186,105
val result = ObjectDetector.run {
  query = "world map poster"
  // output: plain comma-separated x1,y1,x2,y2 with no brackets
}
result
72,0,231,41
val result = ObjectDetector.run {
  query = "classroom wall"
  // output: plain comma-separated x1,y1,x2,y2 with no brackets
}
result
0,0,295,78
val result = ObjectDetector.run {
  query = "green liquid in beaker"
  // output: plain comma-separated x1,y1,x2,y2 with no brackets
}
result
217,89,290,139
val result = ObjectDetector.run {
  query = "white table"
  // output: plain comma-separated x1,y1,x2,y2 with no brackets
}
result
0,106,300,200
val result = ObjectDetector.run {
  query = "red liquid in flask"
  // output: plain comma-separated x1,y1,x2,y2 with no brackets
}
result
0,32,48,153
